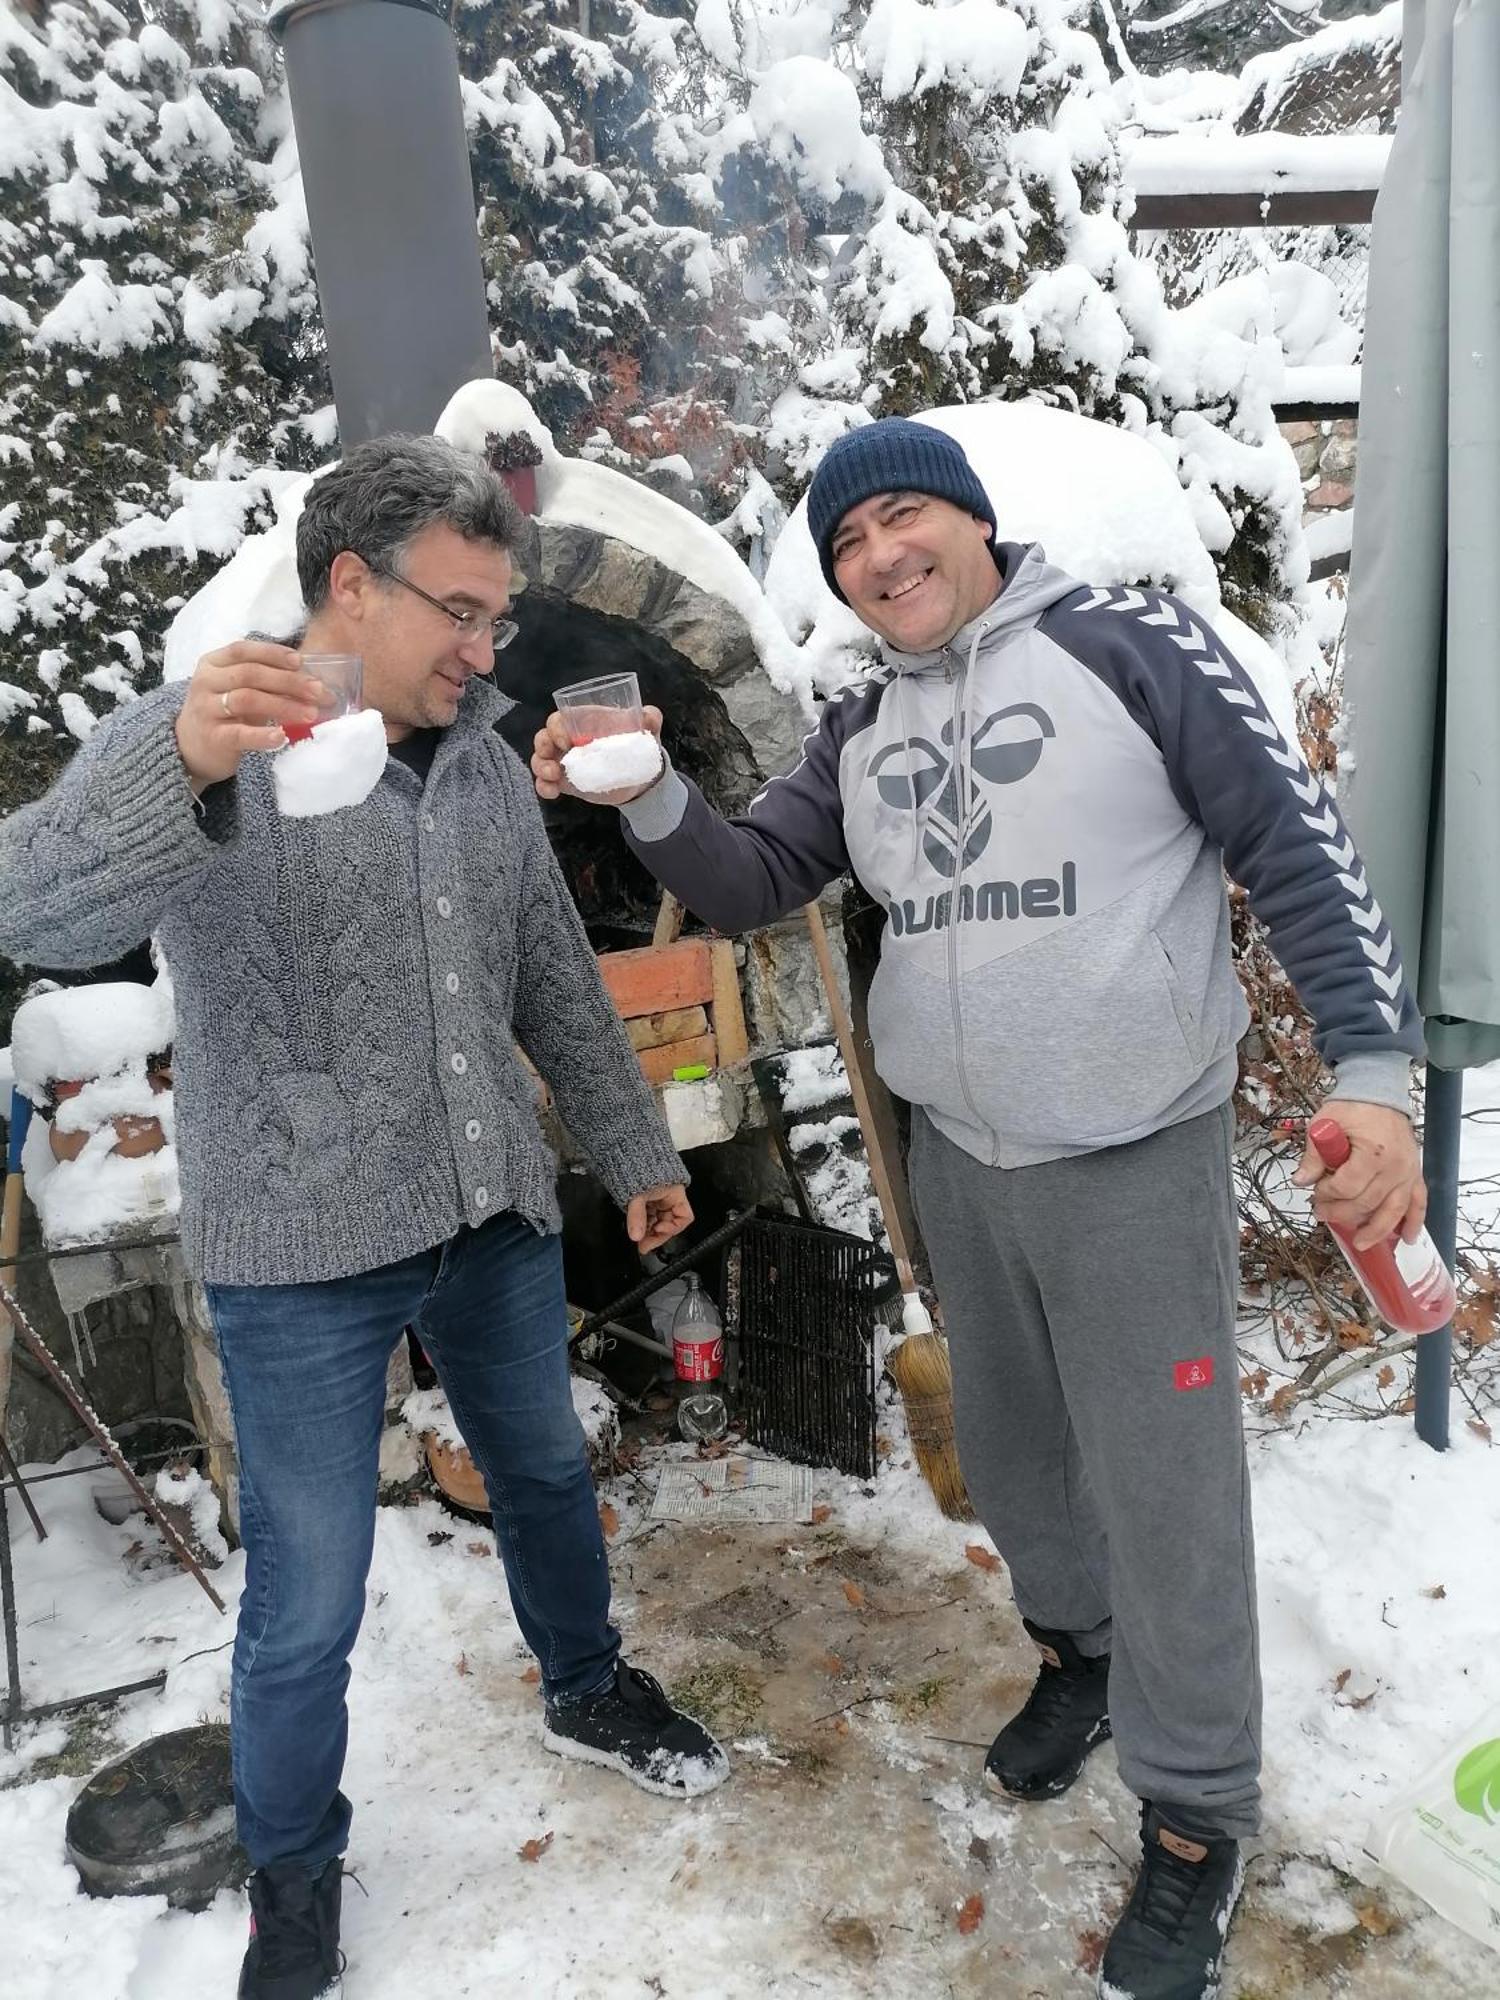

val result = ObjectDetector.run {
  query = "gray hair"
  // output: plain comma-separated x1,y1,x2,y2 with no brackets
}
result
295,433,521,610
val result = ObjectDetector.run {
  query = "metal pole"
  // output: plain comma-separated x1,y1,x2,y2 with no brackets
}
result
272,0,494,444
1416,1061,1462,1450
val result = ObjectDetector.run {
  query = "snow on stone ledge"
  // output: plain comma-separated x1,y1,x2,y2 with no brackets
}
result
164,379,808,709
1124,133,1391,198
1281,364,1361,410
10,981,174,1101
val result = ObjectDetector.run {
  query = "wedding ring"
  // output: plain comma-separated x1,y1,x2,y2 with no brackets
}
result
219,690,233,717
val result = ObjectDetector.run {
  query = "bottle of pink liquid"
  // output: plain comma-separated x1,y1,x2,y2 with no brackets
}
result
1308,1116,1456,1335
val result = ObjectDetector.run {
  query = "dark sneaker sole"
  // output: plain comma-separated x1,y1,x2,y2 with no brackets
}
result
542,1725,731,1799
1096,1850,1245,2000
983,1715,1112,1800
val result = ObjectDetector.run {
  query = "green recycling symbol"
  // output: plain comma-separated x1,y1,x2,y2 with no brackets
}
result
1454,1739,1500,1822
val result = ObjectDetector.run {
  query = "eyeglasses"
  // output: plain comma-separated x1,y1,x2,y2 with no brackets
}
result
373,566,518,651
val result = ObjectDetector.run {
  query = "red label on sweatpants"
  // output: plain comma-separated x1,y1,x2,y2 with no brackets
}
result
1174,1356,1214,1392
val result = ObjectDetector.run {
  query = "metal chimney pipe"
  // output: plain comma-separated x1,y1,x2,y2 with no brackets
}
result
269,0,494,444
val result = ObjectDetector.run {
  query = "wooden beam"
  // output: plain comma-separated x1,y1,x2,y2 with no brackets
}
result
708,939,749,1069
1273,399,1361,424
1130,188,1377,231
626,1006,709,1053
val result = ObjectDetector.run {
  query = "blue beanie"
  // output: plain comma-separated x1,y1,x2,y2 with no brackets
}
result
807,419,997,602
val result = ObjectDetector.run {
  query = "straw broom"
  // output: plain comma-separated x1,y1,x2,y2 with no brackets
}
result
802,905,972,1521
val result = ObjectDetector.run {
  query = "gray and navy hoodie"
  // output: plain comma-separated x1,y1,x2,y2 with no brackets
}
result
621,542,1420,1168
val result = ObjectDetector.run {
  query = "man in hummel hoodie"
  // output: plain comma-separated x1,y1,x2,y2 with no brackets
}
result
532,420,1427,2000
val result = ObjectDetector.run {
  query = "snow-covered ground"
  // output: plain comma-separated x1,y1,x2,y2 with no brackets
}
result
3,1071,1498,1998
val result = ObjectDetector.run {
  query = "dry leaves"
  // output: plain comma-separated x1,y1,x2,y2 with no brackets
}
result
842,1580,865,1609
1239,1367,1269,1399
1422,1583,1447,1600
964,1543,1002,1574
812,1504,833,1525
518,1832,554,1863
1468,1418,1493,1446
520,1664,541,1684
819,1652,845,1676
1355,1900,1399,1937
465,1541,492,1557
956,1893,985,1936
1376,1363,1396,1390
599,1501,620,1538
1269,1383,1297,1417
456,1653,471,1677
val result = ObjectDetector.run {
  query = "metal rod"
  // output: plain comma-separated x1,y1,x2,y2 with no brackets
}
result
573,1209,753,1338
1417,1062,1462,1451
0,1468,21,1750
0,1278,226,1613
0,1435,47,1544
21,1671,169,1723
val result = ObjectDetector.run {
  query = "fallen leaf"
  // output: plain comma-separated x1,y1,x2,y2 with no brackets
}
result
964,1543,1002,1574
1376,1363,1396,1390
465,1540,492,1557
826,1916,880,1965
456,1653,471,1677
599,1502,620,1539
520,1664,541,1684
833,1715,850,1738
1239,1367,1269,1399
1332,1667,1352,1695
842,1580,865,1609
518,1832,554,1863
1076,1929,1109,1975
812,1504,833,1525
956,1893,985,1936
1355,1900,1398,1937
875,1436,893,1458
1422,1584,1447,1601
968,1835,993,1870
1348,1688,1378,1710
1269,1383,1297,1417
1468,1418,1493,1446
819,1652,844,1676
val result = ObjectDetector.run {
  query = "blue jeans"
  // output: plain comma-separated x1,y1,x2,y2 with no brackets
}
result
205,1209,620,1872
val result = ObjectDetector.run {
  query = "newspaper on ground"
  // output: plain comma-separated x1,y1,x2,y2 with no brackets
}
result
650,1455,814,1525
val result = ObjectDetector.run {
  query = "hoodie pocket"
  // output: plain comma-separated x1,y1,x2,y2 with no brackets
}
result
1149,928,1200,1063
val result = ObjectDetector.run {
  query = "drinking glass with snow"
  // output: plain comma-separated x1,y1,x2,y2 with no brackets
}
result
283,652,362,742
552,671,662,798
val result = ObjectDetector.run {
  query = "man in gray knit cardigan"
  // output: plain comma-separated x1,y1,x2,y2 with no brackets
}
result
0,436,727,2000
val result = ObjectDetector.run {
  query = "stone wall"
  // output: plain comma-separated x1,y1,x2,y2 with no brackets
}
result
1283,416,1359,527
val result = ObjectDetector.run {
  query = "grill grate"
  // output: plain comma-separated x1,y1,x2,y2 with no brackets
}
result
726,1216,883,1479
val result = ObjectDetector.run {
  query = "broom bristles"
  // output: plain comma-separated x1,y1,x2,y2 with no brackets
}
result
888,1330,973,1522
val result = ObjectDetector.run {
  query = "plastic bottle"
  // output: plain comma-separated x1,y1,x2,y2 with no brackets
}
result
670,1271,724,1384
671,1273,727,1441
1308,1116,1456,1334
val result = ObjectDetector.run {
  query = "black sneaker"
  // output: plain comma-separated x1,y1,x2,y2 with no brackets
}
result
1097,1804,1244,2000
543,1660,730,1799
239,1859,343,2000
984,1621,1111,1799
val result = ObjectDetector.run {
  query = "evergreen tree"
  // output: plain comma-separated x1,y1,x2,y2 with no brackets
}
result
0,0,326,804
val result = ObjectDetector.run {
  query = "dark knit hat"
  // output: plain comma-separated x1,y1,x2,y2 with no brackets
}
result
807,419,997,601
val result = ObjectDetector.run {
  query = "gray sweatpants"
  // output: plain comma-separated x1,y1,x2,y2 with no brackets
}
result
910,1099,1262,1839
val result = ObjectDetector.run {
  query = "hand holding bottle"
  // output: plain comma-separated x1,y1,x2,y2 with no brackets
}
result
1294,1106,1454,1335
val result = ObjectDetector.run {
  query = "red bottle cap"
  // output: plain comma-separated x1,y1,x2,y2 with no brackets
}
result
1308,1116,1352,1170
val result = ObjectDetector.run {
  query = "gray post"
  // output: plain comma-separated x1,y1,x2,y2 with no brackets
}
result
1417,1061,1462,1450
270,0,493,445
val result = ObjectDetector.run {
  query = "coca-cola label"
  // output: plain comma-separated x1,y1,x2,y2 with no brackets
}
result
674,1336,724,1383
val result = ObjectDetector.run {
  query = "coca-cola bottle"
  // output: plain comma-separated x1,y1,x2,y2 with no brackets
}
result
671,1273,727,1441
1308,1117,1456,1335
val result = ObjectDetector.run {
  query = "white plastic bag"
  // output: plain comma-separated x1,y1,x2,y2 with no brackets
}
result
1372,1704,1500,1952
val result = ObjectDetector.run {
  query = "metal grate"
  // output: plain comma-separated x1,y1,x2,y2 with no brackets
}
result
727,1217,883,1480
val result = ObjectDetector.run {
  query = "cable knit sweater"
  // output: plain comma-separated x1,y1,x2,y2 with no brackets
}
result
0,677,686,1285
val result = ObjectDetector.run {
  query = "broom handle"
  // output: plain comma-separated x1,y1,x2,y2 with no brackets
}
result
802,902,920,1290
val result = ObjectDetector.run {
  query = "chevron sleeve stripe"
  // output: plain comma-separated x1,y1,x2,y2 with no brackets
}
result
1046,587,1423,1079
